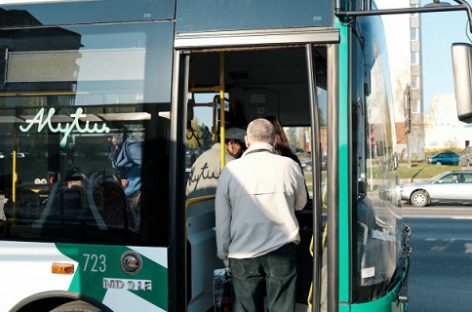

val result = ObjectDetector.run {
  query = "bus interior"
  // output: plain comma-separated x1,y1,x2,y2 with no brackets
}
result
184,46,328,310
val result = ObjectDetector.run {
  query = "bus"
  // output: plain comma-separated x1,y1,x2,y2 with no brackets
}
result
0,0,420,311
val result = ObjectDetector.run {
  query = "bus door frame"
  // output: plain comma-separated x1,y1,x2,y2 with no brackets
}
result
171,27,340,312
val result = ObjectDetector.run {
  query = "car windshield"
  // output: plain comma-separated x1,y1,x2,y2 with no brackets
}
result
431,172,450,182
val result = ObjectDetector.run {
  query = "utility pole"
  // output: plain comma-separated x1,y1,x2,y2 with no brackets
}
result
405,85,412,167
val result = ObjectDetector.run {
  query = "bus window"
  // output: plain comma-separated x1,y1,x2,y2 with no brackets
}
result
0,22,173,247
351,15,403,303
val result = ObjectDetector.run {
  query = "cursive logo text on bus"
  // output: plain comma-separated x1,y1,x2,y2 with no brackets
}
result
19,107,110,147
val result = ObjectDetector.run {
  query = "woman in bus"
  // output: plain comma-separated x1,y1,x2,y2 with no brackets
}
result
265,115,310,207
265,115,303,167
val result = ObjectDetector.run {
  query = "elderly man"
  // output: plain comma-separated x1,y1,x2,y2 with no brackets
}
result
215,118,307,311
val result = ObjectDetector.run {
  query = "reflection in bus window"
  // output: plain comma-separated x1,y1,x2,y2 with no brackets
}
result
0,22,172,247
352,15,403,303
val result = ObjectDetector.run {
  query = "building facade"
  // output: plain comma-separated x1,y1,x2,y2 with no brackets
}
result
424,93,472,150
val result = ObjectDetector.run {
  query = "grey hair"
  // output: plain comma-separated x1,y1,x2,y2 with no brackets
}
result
246,118,275,144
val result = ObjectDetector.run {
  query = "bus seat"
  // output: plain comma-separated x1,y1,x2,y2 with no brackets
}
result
32,173,109,230
86,172,127,230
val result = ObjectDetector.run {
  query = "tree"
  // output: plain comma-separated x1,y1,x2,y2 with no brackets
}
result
186,118,212,150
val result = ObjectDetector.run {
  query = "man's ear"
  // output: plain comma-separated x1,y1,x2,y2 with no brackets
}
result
245,136,250,148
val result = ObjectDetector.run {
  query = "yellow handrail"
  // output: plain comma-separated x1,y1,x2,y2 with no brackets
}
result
185,195,216,209
219,52,225,169
12,150,17,204
307,223,328,310
308,178,328,310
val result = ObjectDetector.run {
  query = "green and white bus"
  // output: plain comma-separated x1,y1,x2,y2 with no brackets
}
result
0,0,431,311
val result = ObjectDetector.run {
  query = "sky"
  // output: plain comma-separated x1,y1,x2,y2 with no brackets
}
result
379,0,472,113
420,0,472,112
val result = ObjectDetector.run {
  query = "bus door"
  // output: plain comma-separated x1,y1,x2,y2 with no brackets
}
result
174,28,339,312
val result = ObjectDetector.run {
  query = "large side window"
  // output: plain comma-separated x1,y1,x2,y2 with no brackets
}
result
0,22,173,246
352,16,403,302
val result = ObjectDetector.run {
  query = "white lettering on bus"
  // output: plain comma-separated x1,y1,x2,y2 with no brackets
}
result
83,253,107,273
19,107,110,147
103,279,125,289
103,278,152,291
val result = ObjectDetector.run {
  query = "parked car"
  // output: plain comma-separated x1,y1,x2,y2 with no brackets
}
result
301,155,327,172
460,146,472,167
427,152,459,165
301,160,312,172
399,170,472,207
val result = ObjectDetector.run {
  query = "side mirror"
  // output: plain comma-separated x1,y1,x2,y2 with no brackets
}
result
452,43,472,122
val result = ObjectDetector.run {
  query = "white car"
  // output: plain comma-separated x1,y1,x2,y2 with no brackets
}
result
400,170,472,207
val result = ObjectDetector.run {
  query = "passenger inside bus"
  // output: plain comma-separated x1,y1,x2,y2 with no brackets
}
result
20,125,147,236
215,118,308,311
265,115,303,168
266,115,310,204
108,131,143,231
186,127,246,199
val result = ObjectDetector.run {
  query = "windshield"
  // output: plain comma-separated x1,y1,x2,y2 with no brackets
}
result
431,172,450,183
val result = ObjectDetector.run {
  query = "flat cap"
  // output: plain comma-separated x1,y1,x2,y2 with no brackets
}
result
225,127,246,143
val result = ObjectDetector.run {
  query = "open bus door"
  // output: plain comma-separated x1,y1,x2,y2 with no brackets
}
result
174,29,338,311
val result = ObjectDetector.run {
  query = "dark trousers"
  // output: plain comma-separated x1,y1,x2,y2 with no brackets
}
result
126,191,141,231
229,243,297,312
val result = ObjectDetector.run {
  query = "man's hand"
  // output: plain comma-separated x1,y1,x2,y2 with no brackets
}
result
121,178,129,188
223,259,229,268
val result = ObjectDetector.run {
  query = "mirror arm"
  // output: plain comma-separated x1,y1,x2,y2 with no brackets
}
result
335,1,472,35
453,0,472,34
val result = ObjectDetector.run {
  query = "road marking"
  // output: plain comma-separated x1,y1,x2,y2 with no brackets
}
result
404,215,472,220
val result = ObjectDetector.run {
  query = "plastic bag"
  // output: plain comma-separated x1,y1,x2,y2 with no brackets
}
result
213,267,232,311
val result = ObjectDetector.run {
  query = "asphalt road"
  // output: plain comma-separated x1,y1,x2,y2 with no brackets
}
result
403,204,472,311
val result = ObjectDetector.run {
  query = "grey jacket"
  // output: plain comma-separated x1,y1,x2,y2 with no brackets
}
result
215,142,307,261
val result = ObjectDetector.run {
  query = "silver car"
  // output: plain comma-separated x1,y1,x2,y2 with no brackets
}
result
400,170,472,207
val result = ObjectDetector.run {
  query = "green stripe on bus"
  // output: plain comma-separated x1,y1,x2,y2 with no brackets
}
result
336,18,351,304
56,243,168,311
